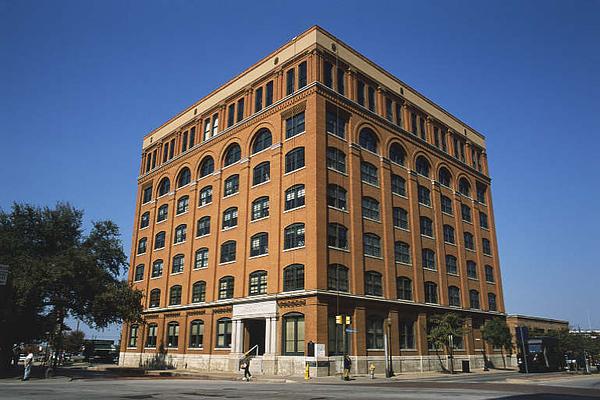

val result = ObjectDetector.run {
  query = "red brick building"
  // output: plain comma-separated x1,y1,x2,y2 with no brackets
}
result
120,26,506,375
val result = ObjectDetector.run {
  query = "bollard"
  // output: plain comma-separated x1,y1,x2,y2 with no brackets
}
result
369,363,376,379
305,362,310,380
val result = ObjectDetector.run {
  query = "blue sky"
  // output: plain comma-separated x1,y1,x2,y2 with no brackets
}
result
1,0,599,340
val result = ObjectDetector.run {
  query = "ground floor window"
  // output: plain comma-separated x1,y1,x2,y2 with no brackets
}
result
189,320,204,348
167,322,179,348
128,324,138,347
216,318,232,348
146,324,157,348
283,313,305,355
366,317,384,350
399,320,415,349
328,316,351,355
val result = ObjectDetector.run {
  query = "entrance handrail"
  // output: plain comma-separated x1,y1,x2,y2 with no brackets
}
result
239,344,260,368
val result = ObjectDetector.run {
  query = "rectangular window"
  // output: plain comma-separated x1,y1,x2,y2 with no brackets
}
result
203,119,211,141
337,68,345,95
236,98,244,122
324,61,333,88
286,69,295,95
357,80,365,106
189,127,195,148
367,86,375,112
391,174,406,196
227,104,235,128
461,204,472,223
441,195,453,214
400,321,415,349
418,186,431,206
326,109,346,139
169,139,175,159
419,117,426,140
395,103,403,127
142,186,152,204
441,129,447,152
285,112,305,139
212,113,219,136
410,112,417,135
216,319,232,348
151,150,157,169
298,61,307,88
254,87,263,113
182,131,188,152
393,208,409,230
162,143,168,163
480,212,489,229
265,81,273,106
433,127,440,148
385,98,393,121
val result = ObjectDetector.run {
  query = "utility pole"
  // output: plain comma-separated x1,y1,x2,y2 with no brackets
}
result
384,318,394,377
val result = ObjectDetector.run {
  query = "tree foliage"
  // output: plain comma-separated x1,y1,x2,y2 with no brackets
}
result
481,317,513,368
0,203,143,370
427,313,465,372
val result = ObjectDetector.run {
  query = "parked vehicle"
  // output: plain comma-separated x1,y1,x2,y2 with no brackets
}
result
517,337,562,372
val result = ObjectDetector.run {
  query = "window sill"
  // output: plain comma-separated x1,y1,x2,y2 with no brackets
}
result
423,267,437,272
327,167,348,176
327,131,346,141
392,192,408,199
198,202,213,209
363,217,381,223
485,280,495,284
395,261,412,267
444,241,457,247
150,275,162,280
193,266,208,271
188,347,204,350
176,210,189,216
465,248,476,253
139,226,149,231
283,166,306,176
171,271,184,276
282,246,305,253
153,248,165,252
420,234,435,240
483,253,493,257
418,202,432,208
250,215,270,223
480,226,490,231
393,226,410,232
328,246,350,253
442,211,454,217
214,347,232,351
467,277,479,281
328,206,349,213
223,192,239,200
361,181,380,189
156,219,167,224
447,272,460,277
251,180,270,189
133,279,144,283
248,253,269,260
221,226,238,232
462,219,473,225
173,241,186,246
283,205,305,213
364,254,383,260
222,161,241,171
137,251,147,256
196,233,211,239
219,261,236,266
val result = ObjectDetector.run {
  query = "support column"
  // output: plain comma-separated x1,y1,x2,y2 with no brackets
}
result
265,318,272,354
234,320,244,353
269,317,277,355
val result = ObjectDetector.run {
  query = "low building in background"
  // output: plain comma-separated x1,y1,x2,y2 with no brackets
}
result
120,26,507,376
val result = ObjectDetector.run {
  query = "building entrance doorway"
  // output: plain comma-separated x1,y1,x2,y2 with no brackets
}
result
245,319,266,355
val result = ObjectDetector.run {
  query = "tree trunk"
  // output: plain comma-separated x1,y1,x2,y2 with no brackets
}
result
501,348,506,369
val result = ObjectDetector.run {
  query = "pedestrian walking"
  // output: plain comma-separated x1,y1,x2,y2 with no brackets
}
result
242,358,252,381
343,355,352,381
23,350,34,381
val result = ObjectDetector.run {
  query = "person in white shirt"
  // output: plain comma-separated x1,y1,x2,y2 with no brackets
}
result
23,351,34,381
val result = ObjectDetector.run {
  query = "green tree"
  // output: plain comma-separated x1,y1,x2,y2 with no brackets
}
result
0,203,143,371
62,330,85,354
427,313,465,373
481,318,513,369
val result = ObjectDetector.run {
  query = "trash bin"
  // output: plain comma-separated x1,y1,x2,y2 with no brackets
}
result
462,360,470,373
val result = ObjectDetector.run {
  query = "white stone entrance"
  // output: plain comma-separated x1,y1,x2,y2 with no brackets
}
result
231,300,278,355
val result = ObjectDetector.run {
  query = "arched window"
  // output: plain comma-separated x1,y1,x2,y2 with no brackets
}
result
177,167,191,188
137,237,147,254
284,223,305,249
128,324,139,347
389,142,406,165
157,204,168,222
223,174,239,197
485,265,495,283
158,177,171,196
176,196,189,215
172,254,184,273
149,289,160,308
223,143,241,166
191,281,206,303
415,156,430,177
252,128,272,154
327,184,347,210
222,207,238,229
441,195,453,214
189,320,204,348
326,147,346,173
422,248,436,270
482,238,492,255
167,322,179,348
418,185,431,206
196,216,210,237
366,316,384,349
327,264,349,291
140,212,150,229
446,255,458,275
488,293,497,311
251,196,269,220
448,286,461,307
464,232,475,250
199,186,212,206
199,156,214,177
364,271,382,296
469,290,480,309
359,127,378,153
249,270,267,295
216,318,232,348
283,264,304,291
476,182,487,204
394,241,411,264
218,276,234,299
174,224,186,244
327,223,348,249
443,225,455,244
360,161,378,185
397,277,412,300
393,207,409,230
467,260,477,278
285,184,305,210
194,248,209,269
424,281,438,303
145,323,158,348
438,167,452,187
253,161,270,185
220,240,236,263
458,178,471,197
154,231,165,249
391,174,406,196
134,264,144,281
249,232,268,257
420,216,434,237
362,197,380,221
283,313,305,355
151,260,163,278
363,233,381,257
169,285,182,305
285,147,305,173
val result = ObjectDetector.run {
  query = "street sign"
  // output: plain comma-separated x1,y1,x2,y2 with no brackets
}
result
346,328,358,333
0,264,8,286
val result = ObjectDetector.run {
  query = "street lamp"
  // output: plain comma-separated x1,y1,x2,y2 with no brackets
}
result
384,318,394,377
476,338,489,371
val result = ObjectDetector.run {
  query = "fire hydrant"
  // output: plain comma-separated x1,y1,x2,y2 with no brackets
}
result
369,363,376,379
305,362,310,380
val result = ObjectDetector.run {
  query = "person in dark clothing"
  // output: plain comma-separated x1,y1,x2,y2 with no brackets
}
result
242,358,252,381
343,355,352,381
